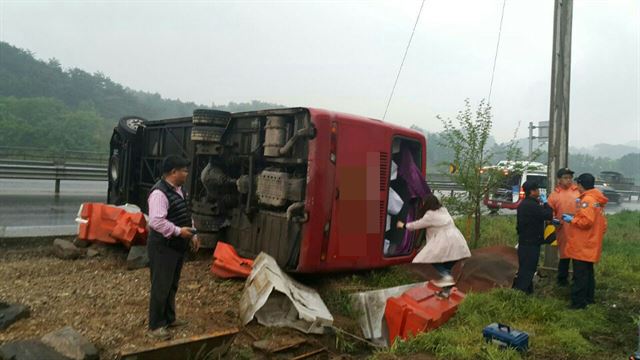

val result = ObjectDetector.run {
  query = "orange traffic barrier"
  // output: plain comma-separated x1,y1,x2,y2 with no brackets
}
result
211,242,254,279
77,203,148,247
385,282,465,344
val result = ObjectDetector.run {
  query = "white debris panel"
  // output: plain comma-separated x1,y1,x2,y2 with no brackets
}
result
239,252,333,334
350,282,428,344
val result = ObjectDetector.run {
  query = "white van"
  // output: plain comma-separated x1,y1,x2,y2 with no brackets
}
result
484,161,549,212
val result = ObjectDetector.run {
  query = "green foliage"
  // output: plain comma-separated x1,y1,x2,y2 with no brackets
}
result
452,214,518,249
335,329,359,354
437,99,518,247
225,345,254,360
211,100,285,112
0,97,111,152
317,266,422,321
569,152,640,183
0,41,284,152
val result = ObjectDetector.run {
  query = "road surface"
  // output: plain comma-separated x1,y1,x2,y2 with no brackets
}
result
0,179,638,231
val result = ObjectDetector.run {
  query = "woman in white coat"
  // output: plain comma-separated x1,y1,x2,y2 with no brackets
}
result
397,194,471,287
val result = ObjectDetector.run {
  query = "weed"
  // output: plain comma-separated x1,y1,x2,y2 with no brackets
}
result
335,329,358,353
225,345,254,360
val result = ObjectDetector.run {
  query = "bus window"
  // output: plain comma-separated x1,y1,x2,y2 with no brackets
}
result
525,174,548,191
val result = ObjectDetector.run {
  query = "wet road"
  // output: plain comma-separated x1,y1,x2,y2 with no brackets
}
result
0,179,106,227
0,180,638,228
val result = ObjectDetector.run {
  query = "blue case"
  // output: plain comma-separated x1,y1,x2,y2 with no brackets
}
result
482,323,529,351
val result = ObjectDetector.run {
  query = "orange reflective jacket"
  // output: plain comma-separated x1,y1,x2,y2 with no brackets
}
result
548,184,580,258
564,189,608,263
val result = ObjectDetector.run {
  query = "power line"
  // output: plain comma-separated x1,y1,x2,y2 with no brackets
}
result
382,0,427,121
488,0,507,104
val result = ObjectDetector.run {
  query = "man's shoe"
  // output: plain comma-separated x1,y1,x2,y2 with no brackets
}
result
147,327,171,340
569,303,587,310
168,319,189,328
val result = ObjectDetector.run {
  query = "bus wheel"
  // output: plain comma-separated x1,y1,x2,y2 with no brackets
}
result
118,116,146,138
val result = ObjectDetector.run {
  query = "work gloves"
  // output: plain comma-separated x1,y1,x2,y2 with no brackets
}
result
539,193,548,204
562,214,574,223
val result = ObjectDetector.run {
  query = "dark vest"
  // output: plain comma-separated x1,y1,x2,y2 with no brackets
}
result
148,179,192,252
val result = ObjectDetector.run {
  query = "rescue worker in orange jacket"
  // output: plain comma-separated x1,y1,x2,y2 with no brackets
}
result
561,173,608,309
547,168,580,286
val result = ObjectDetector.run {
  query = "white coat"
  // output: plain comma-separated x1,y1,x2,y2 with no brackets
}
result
407,207,471,264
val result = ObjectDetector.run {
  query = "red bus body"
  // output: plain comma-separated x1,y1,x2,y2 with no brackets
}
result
109,107,426,273
299,108,426,272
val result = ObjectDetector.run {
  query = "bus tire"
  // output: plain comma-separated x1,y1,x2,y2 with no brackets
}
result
191,126,224,143
192,109,231,127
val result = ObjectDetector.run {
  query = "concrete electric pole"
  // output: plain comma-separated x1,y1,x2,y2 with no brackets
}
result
544,0,573,268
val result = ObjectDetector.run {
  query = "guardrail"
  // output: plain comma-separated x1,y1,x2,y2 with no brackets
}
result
616,190,640,202
0,146,108,165
3,159,632,202
0,159,107,193
0,159,460,195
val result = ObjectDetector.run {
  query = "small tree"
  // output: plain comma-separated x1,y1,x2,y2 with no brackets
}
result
438,99,520,247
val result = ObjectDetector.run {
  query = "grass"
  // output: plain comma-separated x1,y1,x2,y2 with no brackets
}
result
453,213,518,249
371,210,640,359
312,266,424,354
318,266,423,316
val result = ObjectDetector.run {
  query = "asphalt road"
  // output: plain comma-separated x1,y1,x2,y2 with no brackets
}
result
0,180,638,228
0,179,106,227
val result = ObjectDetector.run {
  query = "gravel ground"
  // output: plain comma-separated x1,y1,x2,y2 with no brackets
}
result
0,242,245,359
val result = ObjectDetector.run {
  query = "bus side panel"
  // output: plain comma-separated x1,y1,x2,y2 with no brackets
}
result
323,116,387,271
296,111,336,272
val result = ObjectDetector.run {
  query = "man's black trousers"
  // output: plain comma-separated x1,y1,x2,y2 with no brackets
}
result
148,239,185,330
513,244,540,294
557,257,571,284
571,260,595,308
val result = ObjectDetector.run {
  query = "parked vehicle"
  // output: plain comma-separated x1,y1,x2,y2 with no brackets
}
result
595,184,621,204
108,108,427,273
597,171,635,191
483,161,548,212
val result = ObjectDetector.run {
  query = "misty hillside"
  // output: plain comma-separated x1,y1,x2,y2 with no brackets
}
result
411,126,640,183
570,143,640,159
0,41,283,151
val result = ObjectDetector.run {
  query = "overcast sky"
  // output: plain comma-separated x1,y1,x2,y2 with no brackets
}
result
1,0,638,147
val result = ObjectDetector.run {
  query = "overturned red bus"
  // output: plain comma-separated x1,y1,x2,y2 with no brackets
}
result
108,107,428,273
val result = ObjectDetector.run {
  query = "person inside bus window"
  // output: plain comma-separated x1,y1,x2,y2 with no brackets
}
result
396,194,471,287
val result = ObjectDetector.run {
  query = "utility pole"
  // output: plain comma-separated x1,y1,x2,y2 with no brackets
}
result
544,0,573,268
529,122,534,160
528,121,549,161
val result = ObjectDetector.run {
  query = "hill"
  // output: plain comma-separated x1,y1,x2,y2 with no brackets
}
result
0,41,283,151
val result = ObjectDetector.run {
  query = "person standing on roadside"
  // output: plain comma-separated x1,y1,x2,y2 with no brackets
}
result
147,155,200,340
561,173,607,309
548,168,580,286
513,180,553,294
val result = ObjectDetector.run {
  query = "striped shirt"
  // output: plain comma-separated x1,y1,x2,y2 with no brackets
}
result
148,180,185,238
